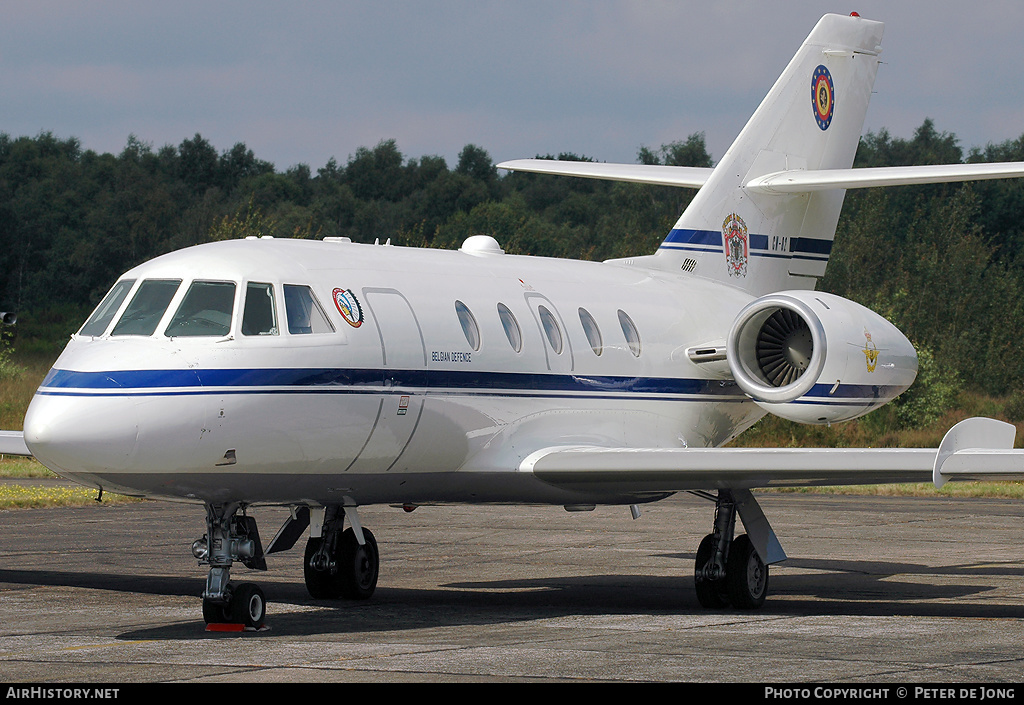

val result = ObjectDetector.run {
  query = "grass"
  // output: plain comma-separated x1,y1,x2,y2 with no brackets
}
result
0,456,140,508
0,455,53,477
730,395,1024,451
763,482,1024,499
0,354,51,431
0,483,122,509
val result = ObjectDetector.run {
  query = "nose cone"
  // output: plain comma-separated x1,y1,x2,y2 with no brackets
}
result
23,392,140,475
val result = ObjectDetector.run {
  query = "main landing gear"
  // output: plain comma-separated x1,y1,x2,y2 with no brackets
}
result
302,505,379,600
692,489,778,610
193,503,381,629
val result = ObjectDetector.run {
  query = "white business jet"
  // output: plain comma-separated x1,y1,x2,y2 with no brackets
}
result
3,12,1024,629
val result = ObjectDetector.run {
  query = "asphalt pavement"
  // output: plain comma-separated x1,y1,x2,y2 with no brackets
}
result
0,491,1021,683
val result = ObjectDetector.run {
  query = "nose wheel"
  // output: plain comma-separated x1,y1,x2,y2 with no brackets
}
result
203,582,267,629
196,502,269,630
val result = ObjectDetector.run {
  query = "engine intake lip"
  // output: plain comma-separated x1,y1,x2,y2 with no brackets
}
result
727,294,827,404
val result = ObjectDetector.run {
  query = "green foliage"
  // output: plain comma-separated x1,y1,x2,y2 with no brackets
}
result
1004,390,1024,423
822,120,1024,396
208,197,279,240
870,346,963,432
638,132,714,167
0,326,24,381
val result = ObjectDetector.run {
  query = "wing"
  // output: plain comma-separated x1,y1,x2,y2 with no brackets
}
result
520,418,1024,494
0,431,30,457
497,159,713,189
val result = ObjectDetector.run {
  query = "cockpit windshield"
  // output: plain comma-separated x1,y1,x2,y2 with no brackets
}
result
165,281,236,337
82,277,336,340
79,279,136,337
110,279,182,336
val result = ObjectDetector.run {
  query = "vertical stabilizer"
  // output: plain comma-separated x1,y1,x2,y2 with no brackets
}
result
655,13,884,295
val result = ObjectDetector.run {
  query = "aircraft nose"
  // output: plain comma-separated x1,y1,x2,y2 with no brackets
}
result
23,392,140,474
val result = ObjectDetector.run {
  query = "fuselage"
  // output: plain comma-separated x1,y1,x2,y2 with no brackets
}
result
23,236,763,506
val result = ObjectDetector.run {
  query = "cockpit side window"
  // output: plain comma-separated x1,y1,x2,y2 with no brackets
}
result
283,284,334,334
165,281,236,337
242,282,278,336
79,279,136,337
110,279,182,336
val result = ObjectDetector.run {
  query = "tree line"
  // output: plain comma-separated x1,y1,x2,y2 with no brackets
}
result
1,121,1022,401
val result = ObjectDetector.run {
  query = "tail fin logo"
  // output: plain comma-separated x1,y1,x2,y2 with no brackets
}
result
723,213,749,278
812,65,835,130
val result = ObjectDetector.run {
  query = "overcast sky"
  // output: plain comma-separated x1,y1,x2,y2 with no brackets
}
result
2,1,1023,171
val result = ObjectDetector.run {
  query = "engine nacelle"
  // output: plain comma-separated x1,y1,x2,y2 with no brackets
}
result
726,291,918,424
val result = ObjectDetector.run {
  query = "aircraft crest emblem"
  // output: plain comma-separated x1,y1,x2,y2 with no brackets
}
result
723,213,749,277
333,288,364,328
863,329,878,372
812,64,835,130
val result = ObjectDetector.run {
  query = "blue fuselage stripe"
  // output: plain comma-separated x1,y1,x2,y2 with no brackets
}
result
38,368,901,405
41,367,738,397
659,228,833,260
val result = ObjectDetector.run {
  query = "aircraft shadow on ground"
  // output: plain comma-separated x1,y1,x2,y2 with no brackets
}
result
3,550,1022,641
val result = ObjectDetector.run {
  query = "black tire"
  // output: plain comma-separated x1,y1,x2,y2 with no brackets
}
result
230,582,266,629
304,536,342,599
338,527,379,600
694,533,729,609
202,597,231,624
725,534,769,609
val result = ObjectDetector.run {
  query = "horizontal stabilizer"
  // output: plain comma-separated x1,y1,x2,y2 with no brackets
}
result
498,159,1024,195
745,162,1024,194
0,431,30,457
497,159,712,189
519,418,1023,494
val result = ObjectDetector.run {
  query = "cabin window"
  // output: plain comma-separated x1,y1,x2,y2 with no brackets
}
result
497,303,521,353
165,281,236,337
618,309,641,357
110,279,182,336
455,301,481,351
283,284,334,334
578,307,602,355
538,305,563,354
79,279,136,336
242,282,278,336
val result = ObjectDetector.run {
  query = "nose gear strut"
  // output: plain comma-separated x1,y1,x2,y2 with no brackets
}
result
196,502,267,628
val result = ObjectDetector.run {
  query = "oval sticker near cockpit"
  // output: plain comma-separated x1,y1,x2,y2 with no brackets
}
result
333,288,364,328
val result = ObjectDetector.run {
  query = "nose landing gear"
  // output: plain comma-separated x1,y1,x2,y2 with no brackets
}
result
196,502,268,630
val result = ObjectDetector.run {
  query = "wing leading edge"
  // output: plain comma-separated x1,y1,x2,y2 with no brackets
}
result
0,431,30,457
519,418,1023,494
